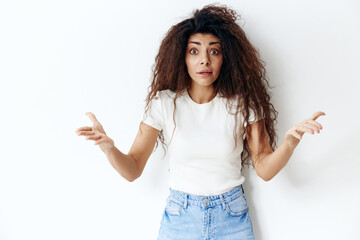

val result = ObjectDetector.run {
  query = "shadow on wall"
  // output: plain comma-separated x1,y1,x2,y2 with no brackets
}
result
242,121,360,239
283,123,358,191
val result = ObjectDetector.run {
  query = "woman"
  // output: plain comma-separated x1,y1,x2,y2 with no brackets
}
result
75,4,325,239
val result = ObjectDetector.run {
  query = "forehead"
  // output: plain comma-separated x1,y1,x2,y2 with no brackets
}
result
188,33,220,43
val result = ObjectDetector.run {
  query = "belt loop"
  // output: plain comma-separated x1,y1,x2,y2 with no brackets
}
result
241,185,244,194
184,193,188,209
219,194,226,210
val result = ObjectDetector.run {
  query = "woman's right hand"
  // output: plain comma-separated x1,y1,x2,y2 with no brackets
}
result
75,112,115,154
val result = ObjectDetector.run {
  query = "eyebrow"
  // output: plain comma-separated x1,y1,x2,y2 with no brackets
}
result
188,41,221,46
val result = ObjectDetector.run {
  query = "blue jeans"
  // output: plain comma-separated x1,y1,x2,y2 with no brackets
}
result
157,185,255,240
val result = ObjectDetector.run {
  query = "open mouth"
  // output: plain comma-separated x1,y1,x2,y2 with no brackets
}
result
197,71,213,75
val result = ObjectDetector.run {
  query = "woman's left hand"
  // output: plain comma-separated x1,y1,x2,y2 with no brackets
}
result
285,111,325,147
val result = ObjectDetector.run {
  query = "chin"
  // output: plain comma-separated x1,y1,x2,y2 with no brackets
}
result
193,79,216,87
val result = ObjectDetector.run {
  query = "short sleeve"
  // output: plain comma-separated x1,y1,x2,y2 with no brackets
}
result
141,92,163,131
244,106,265,127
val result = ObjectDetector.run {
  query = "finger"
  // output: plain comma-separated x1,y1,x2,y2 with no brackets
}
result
298,125,315,135
75,126,92,133
85,112,99,125
95,138,106,145
76,131,96,136
291,129,302,140
310,111,326,121
307,120,323,130
86,134,102,141
304,122,320,133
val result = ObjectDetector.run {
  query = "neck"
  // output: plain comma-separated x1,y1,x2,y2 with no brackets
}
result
187,85,216,104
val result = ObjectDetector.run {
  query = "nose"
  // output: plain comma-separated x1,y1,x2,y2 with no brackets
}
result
200,52,210,65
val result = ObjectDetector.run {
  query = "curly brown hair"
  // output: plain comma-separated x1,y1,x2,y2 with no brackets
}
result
141,4,279,168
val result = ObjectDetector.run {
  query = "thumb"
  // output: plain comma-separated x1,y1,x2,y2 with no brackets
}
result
310,111,326,121
85,112,99,125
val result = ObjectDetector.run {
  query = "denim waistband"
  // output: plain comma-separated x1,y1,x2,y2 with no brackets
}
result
168,185,245,209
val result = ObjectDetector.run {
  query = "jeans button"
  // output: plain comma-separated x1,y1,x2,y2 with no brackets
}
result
203,199,210,204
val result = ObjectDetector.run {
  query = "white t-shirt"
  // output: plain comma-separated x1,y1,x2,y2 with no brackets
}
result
141,89,264,196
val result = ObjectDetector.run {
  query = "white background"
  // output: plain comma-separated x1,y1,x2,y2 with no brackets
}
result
1,0,359,239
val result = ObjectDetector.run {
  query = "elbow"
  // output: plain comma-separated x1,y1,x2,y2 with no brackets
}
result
128,178,136,183
257,172,273,182
127,174,139,182
127,171,142,182
261,172,277,181
116,170,139,182
262,175,273,182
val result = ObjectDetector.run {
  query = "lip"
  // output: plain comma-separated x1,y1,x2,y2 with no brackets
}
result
196,69,213,74
196,72,213,77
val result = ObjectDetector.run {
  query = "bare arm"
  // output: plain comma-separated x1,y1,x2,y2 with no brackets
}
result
127,122,160,180
246,111,325,181
101,122,160,182
103,147,140,182
76,112,160,182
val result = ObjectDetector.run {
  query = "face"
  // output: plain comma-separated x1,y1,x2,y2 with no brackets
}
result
185,33,223,88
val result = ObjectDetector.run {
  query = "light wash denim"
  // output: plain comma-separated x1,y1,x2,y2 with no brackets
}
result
157,185,255,240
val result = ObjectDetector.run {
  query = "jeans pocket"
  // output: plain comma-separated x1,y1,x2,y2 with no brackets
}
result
165,196,182,216
226,195,249,216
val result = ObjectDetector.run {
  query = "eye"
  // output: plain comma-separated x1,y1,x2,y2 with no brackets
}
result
210,49,220,55
189,49,198,54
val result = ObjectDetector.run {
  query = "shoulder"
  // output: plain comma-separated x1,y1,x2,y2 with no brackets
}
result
154,90,179,104
221,94,243,113
148,90,177,110
158,89,176,98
